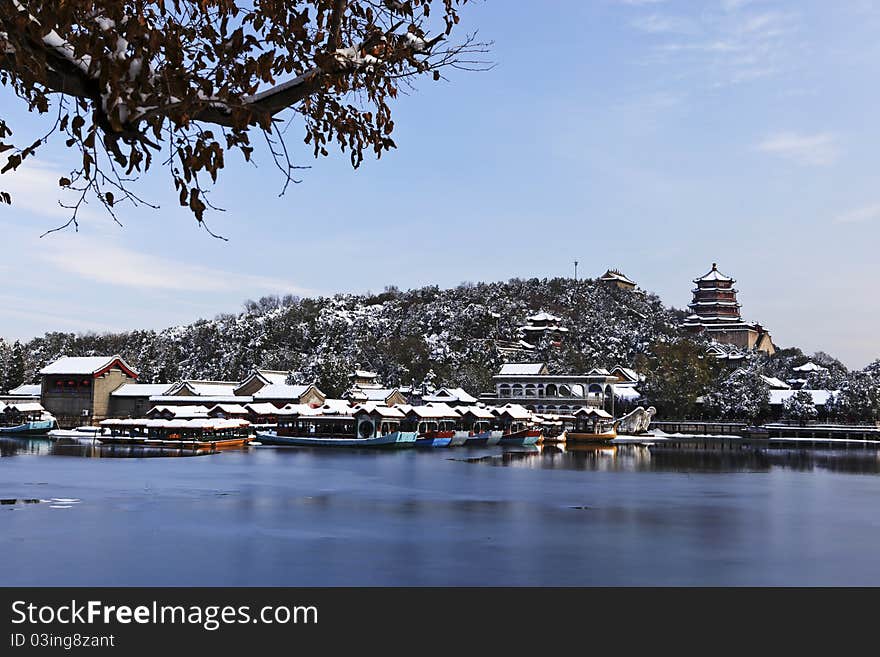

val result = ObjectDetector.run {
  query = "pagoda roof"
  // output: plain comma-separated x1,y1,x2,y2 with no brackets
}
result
694,263,734,283
526,311,562,322
599,269,637,286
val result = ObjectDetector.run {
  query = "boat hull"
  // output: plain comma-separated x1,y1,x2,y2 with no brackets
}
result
450,431,470,447
463,430,493,446
256,431,416,448
564,429,617,443
499,429,542,446
0,420,54,435
97,436,252,449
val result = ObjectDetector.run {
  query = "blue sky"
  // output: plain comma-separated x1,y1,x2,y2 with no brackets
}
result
2,0,879,368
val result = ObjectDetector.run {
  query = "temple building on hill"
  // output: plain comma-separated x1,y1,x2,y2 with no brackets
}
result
599,269,637,291
683,263,775,355
518,312,568,347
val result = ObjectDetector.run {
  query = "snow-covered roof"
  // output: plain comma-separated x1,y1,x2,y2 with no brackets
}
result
40,355,138,377
498,363,547,376
526,311,562,322
520,325,569,333
760,376,791,390
793,361,828,373
245,403,282,416
3,402,45,413
252,384,316,400
277,403,325,417
111,383,174,397
421,387,478,404
165,380,239,397
694,263,734,283
406,404,459,419
353,404,405,418
614,386,642,400
348,387,400,402
456,405,495,419
493,403,532,420
101,418,250,430
587,367,612,376
321,399,354,414
253,370,290,385
769,390,834,406
147,404,210,418
7,383,41,397
611,366,640,383
575,408,613,418
600,269,637,286
149,395,248,404
234,369,291,394
351,369,378,379
207,403,249,415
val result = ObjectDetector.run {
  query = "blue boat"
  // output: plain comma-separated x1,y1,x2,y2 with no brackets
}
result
463,430,493,446
415,433,453,448
498,427,542,446
256,406,416,448
257,430,416,448
0,419,55,435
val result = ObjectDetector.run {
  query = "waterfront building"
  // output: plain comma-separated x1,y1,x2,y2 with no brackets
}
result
250,383,325,407
206,403,250,419
233,369,293,396
599,269,637,291
683,263,775,355
788,361,828,389
0,383,41,405
109,383,175,418
518,312,568,347
345,367,408,406
39,355,139,428
479,362,619,415
421,387,478,405
165,379,240,397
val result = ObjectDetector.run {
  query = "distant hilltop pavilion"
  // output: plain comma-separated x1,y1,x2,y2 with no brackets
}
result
683,263,775,355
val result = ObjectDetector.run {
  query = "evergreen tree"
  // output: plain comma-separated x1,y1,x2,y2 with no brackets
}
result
782,390,818,424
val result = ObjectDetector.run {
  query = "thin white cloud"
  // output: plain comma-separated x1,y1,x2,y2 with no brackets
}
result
617,0,669,6
632,14,700,35
624,3,800,87
834,204,880,224
755,132,839,166
0,160,103,224
40,237,312,296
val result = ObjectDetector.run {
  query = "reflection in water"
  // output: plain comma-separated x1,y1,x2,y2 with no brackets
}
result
464,443,880,475
4,435,880,474
0,436,223,459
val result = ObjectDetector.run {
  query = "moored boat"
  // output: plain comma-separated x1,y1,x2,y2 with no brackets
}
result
564,408,618,443
493,404,542,445
401,404,458,448
0,402,56,435
98,418,253,449
48,425,110,442
456,406,497,446
256,404,416,448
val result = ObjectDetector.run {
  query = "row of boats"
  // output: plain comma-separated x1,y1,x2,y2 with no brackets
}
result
36,402,622,450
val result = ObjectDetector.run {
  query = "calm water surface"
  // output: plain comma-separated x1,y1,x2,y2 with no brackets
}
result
3,437,880,586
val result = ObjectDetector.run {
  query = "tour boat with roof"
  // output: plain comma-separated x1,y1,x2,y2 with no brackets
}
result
563,408,618,443
256,405,416,448
493,404,542,445
0,402,56,435
98,418,253,449
455,406,497,446
402,404,458,447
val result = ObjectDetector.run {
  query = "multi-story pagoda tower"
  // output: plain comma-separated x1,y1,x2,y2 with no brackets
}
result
683,263,775,355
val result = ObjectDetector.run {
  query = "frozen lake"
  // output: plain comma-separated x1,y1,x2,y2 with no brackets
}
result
3,437,880,586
